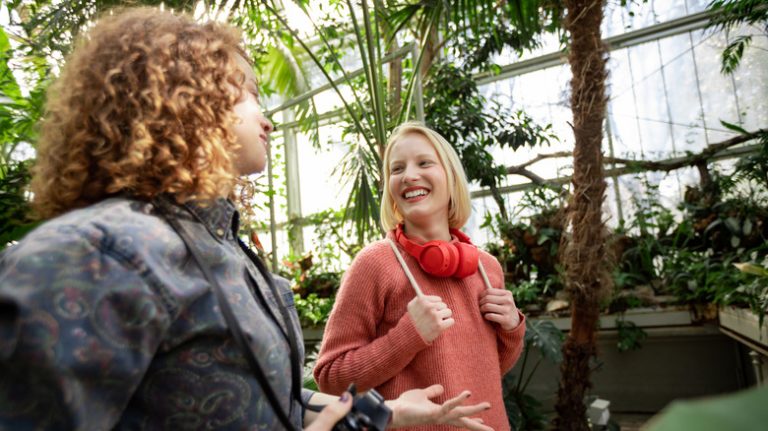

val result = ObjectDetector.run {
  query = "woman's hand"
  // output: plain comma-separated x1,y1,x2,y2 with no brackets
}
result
304,391,353,431
407,295,454,343
387,384,493,431
479,288,521,331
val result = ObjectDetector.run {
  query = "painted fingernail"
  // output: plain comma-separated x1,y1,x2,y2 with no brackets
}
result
340,392,350,402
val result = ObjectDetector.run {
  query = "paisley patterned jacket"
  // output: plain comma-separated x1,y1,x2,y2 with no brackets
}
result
0,197,311,430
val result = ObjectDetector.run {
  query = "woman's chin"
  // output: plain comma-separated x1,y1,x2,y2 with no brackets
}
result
236,164,266,177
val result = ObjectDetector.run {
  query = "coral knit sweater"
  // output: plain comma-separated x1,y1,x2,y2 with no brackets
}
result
314,231,526,431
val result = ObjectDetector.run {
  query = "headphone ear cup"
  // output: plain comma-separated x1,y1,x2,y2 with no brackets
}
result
420,242,459,277
452,242,479,279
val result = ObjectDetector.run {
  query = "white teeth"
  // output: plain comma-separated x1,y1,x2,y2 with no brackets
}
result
404,189,428,199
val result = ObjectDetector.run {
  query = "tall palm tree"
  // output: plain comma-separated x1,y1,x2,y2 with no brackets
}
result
553,0,609,429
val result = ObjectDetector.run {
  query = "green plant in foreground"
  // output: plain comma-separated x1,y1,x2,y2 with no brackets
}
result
503,319,563,430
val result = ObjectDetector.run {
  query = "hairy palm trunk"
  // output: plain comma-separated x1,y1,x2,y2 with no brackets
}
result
553,1,609,430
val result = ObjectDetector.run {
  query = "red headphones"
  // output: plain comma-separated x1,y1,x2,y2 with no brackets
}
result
395,224,479,279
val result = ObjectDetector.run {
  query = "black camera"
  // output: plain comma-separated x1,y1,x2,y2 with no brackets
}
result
333,384,392,431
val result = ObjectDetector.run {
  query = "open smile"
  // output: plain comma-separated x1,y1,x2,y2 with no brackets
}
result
402,186,430,202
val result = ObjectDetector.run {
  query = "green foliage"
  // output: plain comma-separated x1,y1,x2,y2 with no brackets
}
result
0,23,47,250
294,293,334,327
615,318,648,352
303,344,321,390
503,320,564,430
280,246,342,328
279,209,358,327
645,384,768,431
425,61,558,217
485,187,566,309
263,0,405,243
733,130,768,189
706,0,768,74
0,25,48,165
732,261,768,329
385,0,565,73
0,161,39,250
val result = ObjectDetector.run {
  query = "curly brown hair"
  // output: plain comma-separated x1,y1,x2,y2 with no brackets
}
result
31,7,250,219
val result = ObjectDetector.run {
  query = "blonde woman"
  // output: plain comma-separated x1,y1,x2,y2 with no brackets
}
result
315,122,526,431
0,10,492,430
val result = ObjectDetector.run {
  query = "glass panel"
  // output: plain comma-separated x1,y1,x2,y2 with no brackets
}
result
690,29,742,143
608,49,644,158
658,33,707,154
628,41,675,159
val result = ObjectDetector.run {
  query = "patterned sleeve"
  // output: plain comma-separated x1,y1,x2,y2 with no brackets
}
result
0,229,172,430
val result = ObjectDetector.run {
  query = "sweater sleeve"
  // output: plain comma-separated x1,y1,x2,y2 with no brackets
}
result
497,310,526,374
482,252,527,374
313,244,430,394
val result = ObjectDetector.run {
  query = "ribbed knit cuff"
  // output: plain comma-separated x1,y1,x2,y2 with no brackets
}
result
498,309,526,348
500,309,526,334
384,312,431,355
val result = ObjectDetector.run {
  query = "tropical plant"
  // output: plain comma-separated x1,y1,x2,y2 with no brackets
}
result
425,61,559,220
261,0,429,243
732,261,768,329
0,21,50,248
706,0,768,74
503,319,564,431
385,0,565,74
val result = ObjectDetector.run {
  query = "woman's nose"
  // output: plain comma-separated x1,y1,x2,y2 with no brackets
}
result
402,166,419,182
262,116,274,134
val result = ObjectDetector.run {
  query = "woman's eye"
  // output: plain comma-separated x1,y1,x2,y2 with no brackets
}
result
419,160,432,167
391,167,403,174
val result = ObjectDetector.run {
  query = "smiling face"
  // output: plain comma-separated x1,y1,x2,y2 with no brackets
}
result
388,132,451,232
231,55,274,176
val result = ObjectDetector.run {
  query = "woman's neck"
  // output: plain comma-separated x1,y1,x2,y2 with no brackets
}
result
402,219,451,243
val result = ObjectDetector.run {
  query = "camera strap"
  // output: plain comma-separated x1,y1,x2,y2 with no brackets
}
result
158,202,302,431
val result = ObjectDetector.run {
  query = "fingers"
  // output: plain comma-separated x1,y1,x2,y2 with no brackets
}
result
483,313,505,325
444,401,491,419
457,417,494,431
479,289,514,306
439,390,472,413
438,393,491,429
421,384,445,399
305,392,353,431
436,307,453,319
479,303,508,315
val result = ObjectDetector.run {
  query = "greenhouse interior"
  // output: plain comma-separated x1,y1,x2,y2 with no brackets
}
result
1,0,767,430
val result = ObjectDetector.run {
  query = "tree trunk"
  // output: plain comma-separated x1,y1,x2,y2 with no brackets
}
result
553,1,610,430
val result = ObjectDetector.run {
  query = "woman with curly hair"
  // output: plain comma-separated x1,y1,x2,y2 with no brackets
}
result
0,8,491,431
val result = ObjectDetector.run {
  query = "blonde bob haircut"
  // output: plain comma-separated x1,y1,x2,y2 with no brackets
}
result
380,122,472,232
31,7,248,219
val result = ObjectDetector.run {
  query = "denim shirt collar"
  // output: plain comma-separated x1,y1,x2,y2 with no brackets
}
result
180,198,238,241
